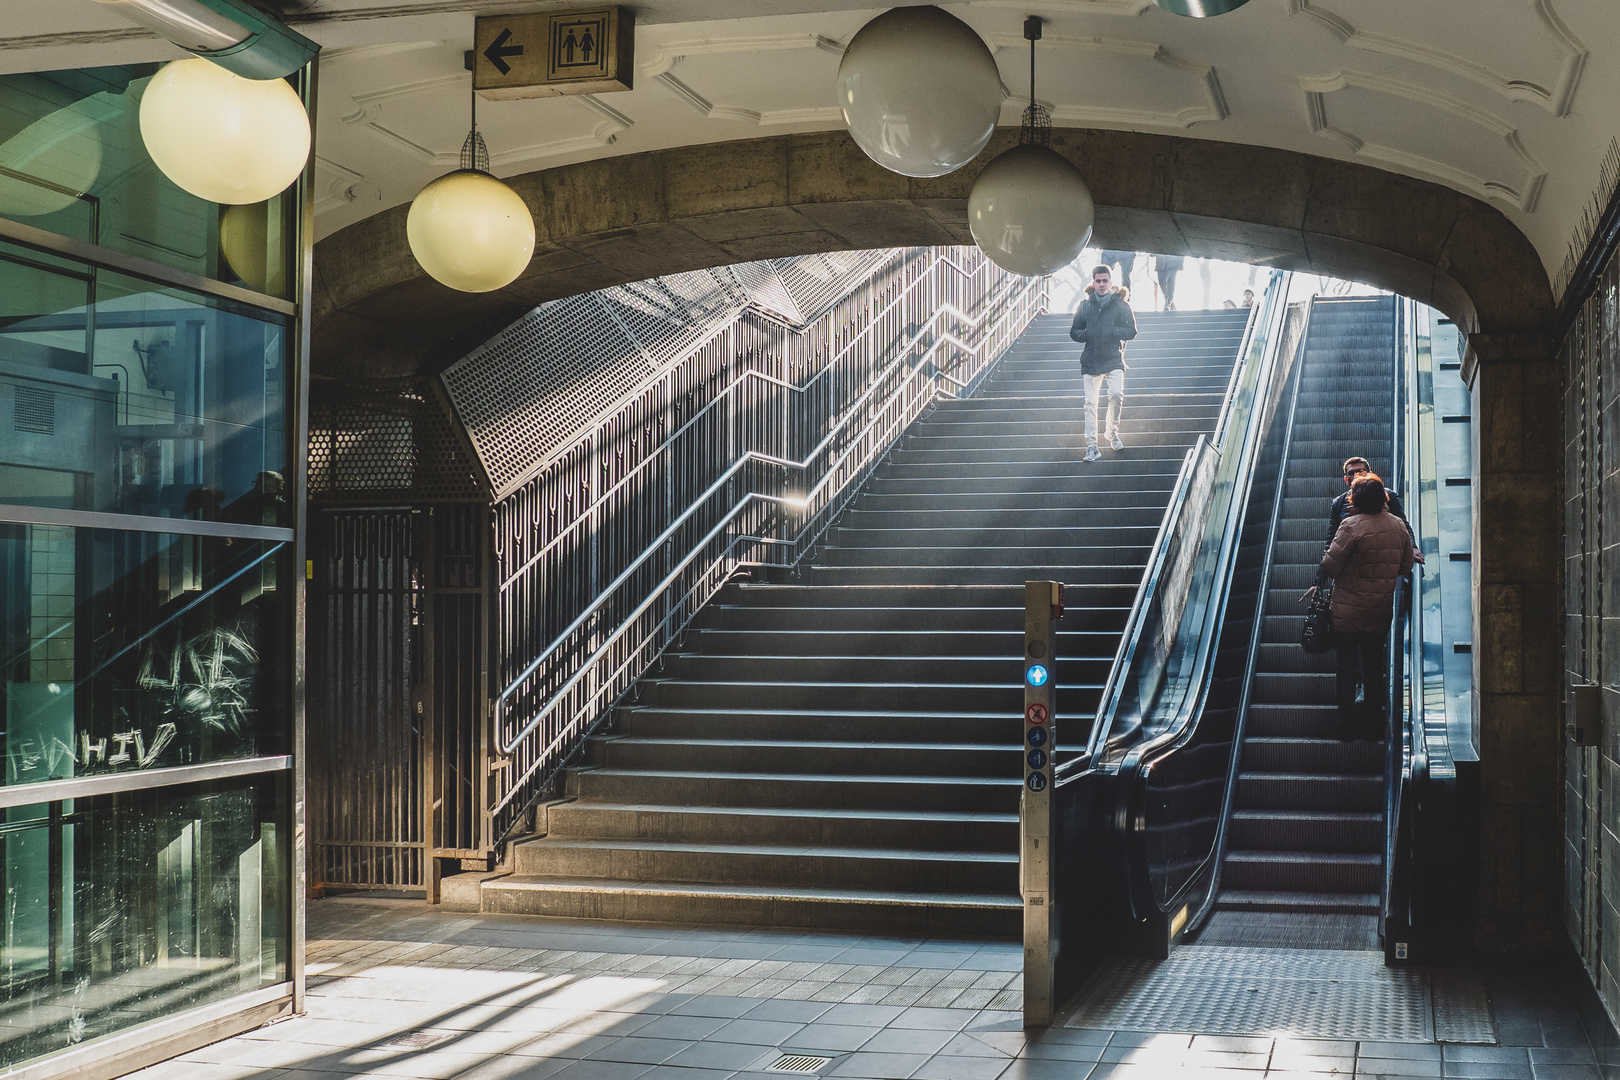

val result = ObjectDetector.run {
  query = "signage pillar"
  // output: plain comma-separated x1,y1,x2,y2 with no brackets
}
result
1022,580,1061,1026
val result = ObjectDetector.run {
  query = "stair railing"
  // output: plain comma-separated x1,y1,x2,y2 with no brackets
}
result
487,251,1043,850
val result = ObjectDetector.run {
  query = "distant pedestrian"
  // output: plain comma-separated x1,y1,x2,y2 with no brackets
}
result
1098,249,1136,292
1222,299,1237,309
1156,254,1184,310
1241,289,1255,308
1069,264,1138,462
1318,473,1414,740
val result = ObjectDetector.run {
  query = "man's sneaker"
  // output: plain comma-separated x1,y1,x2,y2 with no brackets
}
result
1110,434,1124,452
1084,446,1102,462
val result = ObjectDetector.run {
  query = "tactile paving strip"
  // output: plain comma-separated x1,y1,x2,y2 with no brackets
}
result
1062,946,1491,1042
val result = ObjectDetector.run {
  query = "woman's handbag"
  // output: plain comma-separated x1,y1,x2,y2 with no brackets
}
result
1300,575,1336,654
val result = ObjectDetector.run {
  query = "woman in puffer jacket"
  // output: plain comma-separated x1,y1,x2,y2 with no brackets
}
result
1319,474,1414,740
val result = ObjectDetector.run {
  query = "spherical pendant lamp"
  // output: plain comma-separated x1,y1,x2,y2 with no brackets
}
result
406,87,534,295
970,145,1093,277
407,168,534,293
968,18,1094,277
139,58,310,205
836,6,1002,178
1150,0,1254,15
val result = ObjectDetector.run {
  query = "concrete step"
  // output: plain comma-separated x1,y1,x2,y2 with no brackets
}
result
510,837,1018,892
478,876,1023,935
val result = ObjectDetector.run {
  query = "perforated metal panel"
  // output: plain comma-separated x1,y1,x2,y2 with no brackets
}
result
440,250,903,497
309,380,485,502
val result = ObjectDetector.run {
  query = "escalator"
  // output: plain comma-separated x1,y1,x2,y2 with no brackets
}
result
1213,297,1396,944
1049,287,1472,999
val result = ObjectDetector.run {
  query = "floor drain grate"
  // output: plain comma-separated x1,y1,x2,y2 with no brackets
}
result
382,1031,452,1050
769,1055,833,1073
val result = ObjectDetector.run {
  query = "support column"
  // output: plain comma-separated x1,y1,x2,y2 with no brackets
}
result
1463,331,1561,950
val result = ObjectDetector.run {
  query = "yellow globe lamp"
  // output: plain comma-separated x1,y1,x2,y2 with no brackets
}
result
138,57,310,205
406,169,535,293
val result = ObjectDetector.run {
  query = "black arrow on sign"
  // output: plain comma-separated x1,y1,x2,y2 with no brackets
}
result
483,28,524,75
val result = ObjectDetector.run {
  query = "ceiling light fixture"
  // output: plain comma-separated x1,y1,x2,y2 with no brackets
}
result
968,17,1094,277
91,0,318,79
139,57,311,205
1149,0,1254,17
406,62,535,294
836,5,1002,178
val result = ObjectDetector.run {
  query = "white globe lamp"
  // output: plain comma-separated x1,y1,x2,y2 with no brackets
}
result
836,6,1002,178
406,169,534,293
138,58,310,205
969,144,1094,277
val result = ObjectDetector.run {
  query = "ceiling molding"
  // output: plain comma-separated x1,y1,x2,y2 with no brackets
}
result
987,35,1227,129
1289,0,1587,117
639,32,842,78
1300,70,1547,213
313,155,378,216
341,76,629,169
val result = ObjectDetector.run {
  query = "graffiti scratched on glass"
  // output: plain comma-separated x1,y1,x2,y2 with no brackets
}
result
7,624,258,784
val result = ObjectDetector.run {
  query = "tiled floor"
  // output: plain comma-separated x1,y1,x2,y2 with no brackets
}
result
125,897,1601,1080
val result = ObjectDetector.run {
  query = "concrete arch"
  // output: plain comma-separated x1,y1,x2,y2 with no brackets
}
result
312,128,1554,379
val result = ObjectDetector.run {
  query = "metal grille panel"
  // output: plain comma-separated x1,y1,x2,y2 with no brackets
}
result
309,380,484,502
441,250,903,498
1063,946,1494,1043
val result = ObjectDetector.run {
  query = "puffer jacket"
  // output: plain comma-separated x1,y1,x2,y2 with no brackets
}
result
1068,286,1138,376
1320,509,1415,634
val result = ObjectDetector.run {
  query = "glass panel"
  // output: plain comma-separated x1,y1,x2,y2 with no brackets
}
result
0,66,296,298
0,775,289,1069
0,244,289,526
1,526,287,786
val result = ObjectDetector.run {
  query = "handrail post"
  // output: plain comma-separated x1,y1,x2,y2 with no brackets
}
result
1022,580,1063,1027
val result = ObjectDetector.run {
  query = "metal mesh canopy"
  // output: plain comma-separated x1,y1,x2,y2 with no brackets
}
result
309,379,486,502
440,249,899,497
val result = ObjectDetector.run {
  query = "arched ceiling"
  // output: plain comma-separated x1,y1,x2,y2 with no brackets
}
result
12,0,1617,289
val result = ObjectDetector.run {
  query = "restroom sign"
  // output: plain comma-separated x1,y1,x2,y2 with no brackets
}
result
473,7,634,100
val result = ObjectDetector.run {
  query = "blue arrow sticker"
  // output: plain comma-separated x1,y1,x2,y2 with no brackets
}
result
1025,664,1050,687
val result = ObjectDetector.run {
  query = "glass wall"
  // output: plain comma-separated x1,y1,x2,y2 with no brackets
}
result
0,61,304,1077
0,777,288,1066
0,243,290,526
0,65,295,298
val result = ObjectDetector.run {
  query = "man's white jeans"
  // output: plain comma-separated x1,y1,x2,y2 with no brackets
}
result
1084,369,1125,447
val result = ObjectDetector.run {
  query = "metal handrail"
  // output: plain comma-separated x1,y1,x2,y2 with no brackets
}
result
491,318,1009,764
488,256,1042,834
497,274,1025,592
492,284,1026,729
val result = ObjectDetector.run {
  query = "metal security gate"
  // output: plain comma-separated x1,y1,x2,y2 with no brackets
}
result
307,508,426,890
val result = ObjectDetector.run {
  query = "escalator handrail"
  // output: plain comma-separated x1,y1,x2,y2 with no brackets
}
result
1099,271,1294,770
1385,297,1430,940
1134,294,1319,920
1058,272,1288,778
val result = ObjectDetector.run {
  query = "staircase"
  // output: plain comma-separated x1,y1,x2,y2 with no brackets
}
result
1216,296,1397,926
480,306,1254,933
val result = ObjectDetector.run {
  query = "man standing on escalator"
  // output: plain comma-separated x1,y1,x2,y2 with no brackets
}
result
1069,264,1138,462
